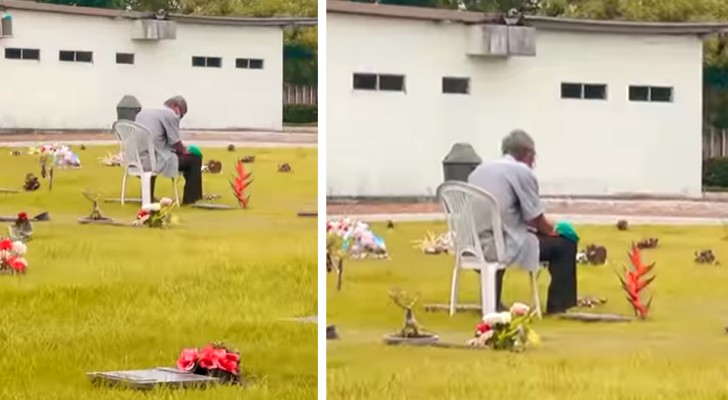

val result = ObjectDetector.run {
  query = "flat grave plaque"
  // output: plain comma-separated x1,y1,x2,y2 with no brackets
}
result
192,203,235,210
87,367,219,390
0,188,19,193
424,303,482,313
282,315,318,324
297,211,317,218
558,312,634,323
104,198,142,204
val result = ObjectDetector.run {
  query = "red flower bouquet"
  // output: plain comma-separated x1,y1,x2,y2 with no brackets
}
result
176,343,241,383
0,237,28,274
229,160,252,208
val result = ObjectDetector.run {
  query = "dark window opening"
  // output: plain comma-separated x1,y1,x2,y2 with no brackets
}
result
560,83,582,99
584,84,607,100
59,50,92,63
353,73,377,90
379,74,405,91
249,58,263,69
629,86,649,102
4,48,21,59
442,77,470,94
23,49,40,60
650,86,673,102
192,56,221,68
59,50,75,62
116,53,135,65
235,58,249,68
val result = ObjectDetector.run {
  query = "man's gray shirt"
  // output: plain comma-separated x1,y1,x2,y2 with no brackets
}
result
467,155,544,272
134,107,181,178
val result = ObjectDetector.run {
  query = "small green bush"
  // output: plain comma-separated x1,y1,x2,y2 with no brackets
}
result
703,157,728,187
283,105,317,124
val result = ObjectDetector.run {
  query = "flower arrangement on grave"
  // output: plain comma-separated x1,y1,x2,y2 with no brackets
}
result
468,303,540,352
0,237,28,274
176,343,241,384
8,212,32,242
133,198,175,228
23,173,40,191
327,218,388,260
577,244,607,265
229,160,252,208
411,231,453,255
29,143,81,168
615,245,655,319
695,249,719,265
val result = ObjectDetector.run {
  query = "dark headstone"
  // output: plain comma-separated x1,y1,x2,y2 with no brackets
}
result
117,95,142,121
442,143,482,182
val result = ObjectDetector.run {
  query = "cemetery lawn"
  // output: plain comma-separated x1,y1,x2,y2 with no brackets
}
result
0,145,317,400
327,221,728,400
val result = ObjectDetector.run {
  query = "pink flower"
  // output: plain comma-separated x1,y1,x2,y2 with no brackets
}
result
0,239,12,251
176,348,198,371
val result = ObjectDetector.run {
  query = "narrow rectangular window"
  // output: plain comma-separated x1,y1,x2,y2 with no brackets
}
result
59,50,92,63
650,86,673,102
629,86,649,102
59,50,75,62
192,56,221,68
560,83,582,99
116,53,135,65
4,48,21,59
249,59,264,69
583,84,607,100
379,74,405,91
235,58,249,69
23,49,40,60
442,77,470,95
353,73,377,90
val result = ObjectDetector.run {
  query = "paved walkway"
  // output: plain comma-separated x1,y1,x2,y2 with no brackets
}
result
0,130,317,148
327,198,728,225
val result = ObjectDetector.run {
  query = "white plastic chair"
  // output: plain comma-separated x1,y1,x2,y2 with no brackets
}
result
436,181,542,319
111,120,179,207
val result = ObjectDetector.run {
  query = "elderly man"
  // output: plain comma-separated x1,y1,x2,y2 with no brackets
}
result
134,96,202,205
468,129,577,315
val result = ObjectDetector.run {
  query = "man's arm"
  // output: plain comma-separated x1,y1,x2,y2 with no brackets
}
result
161,111,188,155
512,169,556,236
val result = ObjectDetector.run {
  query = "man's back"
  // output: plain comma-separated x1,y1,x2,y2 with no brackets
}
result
134,108,180,178
467,155,543,271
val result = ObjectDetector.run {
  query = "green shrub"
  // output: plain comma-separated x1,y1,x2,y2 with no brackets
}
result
703,157,728,187
283,105,317,124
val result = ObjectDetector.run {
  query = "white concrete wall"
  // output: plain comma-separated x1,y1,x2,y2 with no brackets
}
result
327,13,704,198
0,9,283,130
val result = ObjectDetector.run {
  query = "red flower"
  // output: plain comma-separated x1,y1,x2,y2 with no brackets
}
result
176,348,198,371
475,322,491,337
197,345,221,370
17,212,28,222
0,239,12,251
137,210,148,219
218,351,240,374
6,256,26,273
230,160,252,208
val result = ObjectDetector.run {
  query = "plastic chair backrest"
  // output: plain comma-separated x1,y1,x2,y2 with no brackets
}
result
436,181,506,264
112,120,155,173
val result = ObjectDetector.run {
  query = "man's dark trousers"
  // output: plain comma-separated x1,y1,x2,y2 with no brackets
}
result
149,153,203,205
494,234,578,314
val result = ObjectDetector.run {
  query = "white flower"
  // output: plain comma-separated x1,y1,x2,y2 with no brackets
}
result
142,203,161,212
483,312,511,325
160,197,173,207
11,241,26,256
510,302,530,316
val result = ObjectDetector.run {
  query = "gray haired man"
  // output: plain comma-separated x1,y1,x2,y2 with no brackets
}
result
134,96,202,205
468,129,578,315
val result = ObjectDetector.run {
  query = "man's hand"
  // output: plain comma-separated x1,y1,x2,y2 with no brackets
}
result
529,214,556,236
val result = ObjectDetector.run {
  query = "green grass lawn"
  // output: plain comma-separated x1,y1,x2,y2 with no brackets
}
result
328,222,728,400
0,145,317,400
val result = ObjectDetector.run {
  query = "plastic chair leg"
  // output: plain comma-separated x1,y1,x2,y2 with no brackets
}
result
140,172,153,207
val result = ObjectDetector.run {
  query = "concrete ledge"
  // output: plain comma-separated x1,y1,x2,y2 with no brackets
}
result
327,213,725,225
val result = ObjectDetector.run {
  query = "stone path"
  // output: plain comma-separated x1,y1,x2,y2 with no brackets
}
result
0,129,317,148
327,198,728,221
